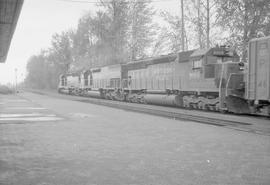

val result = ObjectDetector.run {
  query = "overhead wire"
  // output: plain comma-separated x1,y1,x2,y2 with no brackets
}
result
55,0,178,4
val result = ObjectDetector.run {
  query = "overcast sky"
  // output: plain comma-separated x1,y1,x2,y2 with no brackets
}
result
0,0,179,84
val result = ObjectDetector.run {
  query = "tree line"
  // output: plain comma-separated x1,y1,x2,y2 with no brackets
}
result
25,0,270,89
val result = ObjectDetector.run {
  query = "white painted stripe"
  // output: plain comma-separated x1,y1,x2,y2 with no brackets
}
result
0,117,63,121
3,100,28,102
7,107,47,110
71,113,96,118
0,113,56,118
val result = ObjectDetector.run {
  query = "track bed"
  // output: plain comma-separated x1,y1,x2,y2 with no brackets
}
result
27,89,270,136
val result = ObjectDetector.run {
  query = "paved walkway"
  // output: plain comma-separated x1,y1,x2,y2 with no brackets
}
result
0,94,63,124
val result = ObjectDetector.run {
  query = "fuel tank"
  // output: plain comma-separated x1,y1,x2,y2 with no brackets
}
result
59,89,69,94
85,90,102,98
144,94,182,107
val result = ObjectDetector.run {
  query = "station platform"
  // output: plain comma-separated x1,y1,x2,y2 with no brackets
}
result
1,92,269,185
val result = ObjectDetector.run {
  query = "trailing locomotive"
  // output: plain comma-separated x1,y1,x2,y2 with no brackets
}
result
58,36,270,116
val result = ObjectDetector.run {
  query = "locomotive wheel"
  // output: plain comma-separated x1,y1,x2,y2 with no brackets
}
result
118,95,125,101
192,103,198,109
204,104,210,111
186,103,191,109
215,103,220,111
109,95,114,100
183,101,190,108
198,101,206,110
140,97,146,104
208,106,214,111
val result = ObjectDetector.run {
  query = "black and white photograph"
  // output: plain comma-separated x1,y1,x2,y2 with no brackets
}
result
0,0,270,184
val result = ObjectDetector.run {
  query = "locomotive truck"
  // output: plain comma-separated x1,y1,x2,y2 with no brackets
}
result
58,36,270,116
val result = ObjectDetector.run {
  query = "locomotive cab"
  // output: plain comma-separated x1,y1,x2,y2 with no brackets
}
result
58,73,81,95
59,74,67,88
80,70,92,91
188,47,239,91
185,47,240,111
58,74,67,93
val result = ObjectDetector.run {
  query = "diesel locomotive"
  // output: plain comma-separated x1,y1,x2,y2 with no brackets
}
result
58,36,270,116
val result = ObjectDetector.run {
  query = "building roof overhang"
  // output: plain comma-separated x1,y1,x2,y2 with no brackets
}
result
0,0,24,63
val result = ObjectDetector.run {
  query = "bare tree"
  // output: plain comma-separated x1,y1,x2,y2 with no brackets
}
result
187,0,217,49
180,0,185,51
128,0,156,60
216,0,270,62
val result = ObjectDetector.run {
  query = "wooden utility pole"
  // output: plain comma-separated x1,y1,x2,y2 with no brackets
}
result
131,2,136,61
206,0,210,48
15,68,17,93
198,0,202,49
181,0,185,51
242,1,248,63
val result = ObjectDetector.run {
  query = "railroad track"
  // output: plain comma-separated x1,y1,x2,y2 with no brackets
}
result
26,89,270,136
76,98,270,136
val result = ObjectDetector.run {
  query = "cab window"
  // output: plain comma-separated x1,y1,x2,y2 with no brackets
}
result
192,59,203,69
